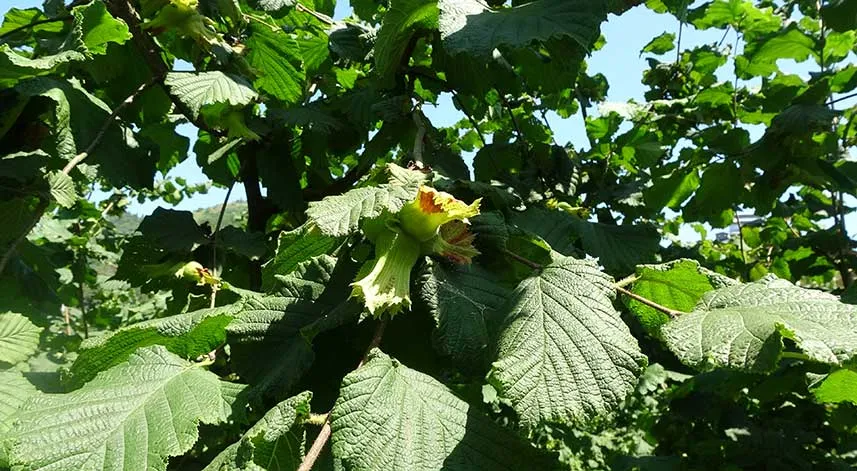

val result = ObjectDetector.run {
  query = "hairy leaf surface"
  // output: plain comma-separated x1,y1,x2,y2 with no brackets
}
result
488,255,646,428
330,350,552,470
8,346,225,471
418,260,508,369
662,276,857,372
203,391,312,470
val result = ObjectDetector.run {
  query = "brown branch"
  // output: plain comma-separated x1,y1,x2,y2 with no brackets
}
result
615,286,683,319
295,3,334,25
0,198,48,275
105,0,216,133
298,319,388,471
502,248,543,271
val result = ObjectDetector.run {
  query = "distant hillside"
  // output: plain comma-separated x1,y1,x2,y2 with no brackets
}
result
193,201,248,229
109,201,249,235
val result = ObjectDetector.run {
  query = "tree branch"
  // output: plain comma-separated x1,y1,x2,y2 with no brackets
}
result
105,0,216,133
412,109,426,164
0,79,154,275
615,286,683,319
502,248,543,271
63,78,157,174
298,319,388,471
452,91,487,147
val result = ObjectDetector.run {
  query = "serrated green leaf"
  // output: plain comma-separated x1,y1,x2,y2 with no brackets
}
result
0,44,84,88
203,391,312,471
569,217,660,275
738,26,817,78
67,303,241,387
0,8,65,43
439,0,606,57
627,259,721,335
227,296,324,396
0,371,38,468
0,312,41,366
417,260,508,369
330,350,553,470
374,0,438,87
165,71,258,118
662,276,857,372
0,370,37,424
812,368,857,404
641,31,675,54
262,227,339,290
643,167,700,210
305,165,426,237
488,255,646,428
247,22,305,104
71,0,132,55
46,171,76,208
8,346,225,471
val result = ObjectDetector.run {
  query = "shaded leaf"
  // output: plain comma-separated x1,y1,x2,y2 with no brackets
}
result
374,0,438,87
0,312,41,366
417,260,508,369
439,0,606,57
203,391,312,471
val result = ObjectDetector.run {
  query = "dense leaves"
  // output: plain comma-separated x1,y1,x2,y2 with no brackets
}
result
2,0,857,469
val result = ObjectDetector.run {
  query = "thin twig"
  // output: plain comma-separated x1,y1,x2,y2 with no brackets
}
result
62,79,156,174
452,91,487,147
297,319,388,471
614,274,638,289
0,79,153,275
412,110,426,164
830,91,857,106
79,270,89,339
616,286,683,319
211,182,235,276
296,3,335,25
502,97,524,142
0,198,48,275
502,248,543,271
0,15,71,41
734,211,747,266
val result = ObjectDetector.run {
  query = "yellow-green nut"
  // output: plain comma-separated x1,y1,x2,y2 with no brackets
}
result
398,186,481,242
176,261,206,283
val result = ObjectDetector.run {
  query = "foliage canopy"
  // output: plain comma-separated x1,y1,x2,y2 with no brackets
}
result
1,0,857,469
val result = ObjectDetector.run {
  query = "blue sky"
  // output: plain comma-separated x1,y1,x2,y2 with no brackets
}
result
3,0,855,239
